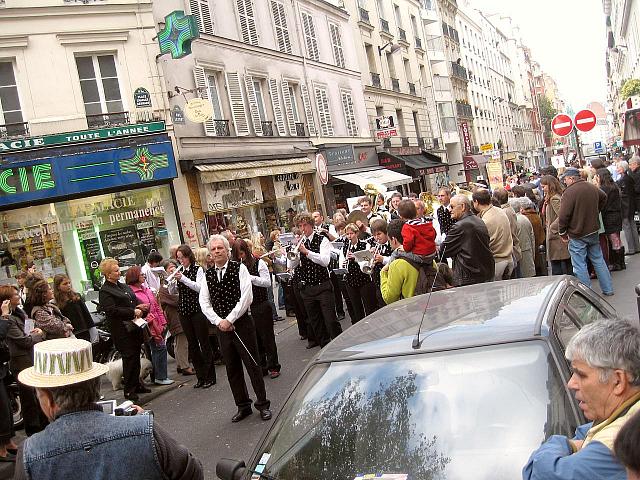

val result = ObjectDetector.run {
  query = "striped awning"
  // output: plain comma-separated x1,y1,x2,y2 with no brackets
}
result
195,157,314,182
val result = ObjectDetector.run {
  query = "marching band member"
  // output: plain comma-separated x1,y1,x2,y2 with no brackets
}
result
342,223,379,324
369,218,394,309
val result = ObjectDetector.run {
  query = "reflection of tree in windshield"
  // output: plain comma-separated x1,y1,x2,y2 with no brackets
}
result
274,372,451,479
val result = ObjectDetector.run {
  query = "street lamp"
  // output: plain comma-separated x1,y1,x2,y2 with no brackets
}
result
378,42,402,56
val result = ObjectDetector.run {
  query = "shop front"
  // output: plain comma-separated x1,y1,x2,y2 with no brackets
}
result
0,123,180,293
191,157,317,237
378,147,449,194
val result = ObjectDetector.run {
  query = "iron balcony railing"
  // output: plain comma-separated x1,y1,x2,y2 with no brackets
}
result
86,111,130,128
261,120,274,136
359,8,370,24
295,122,306,137
371,72,381,88
398,28,407,42
0,121,29,138
450,62,468,81
382,138,391,148
213,119,230,136
456,101,473,118
417,137,426,149
401,137,410,147
415,37,423,49
391,78,400,92
380,18,390,33
408,82,417,96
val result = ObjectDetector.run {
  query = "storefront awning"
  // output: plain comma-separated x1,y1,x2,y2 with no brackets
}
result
623,109,640,147
332,167,413,188
195,157,314,182
379,150,448,177
463,155,489,171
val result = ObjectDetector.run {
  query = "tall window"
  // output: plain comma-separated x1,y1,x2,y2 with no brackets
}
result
340,90,358,137
75,55,123,117
189,0,214,34
288,86,300,122
237,0,259,46
271,0,291,54
0,61,24,134
301,12,319,61
206,73,224,120
329,23,345,68
253,80,267,121
314,86,333,136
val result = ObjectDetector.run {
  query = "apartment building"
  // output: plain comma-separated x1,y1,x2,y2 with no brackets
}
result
0,0,182,292
157,0,373,232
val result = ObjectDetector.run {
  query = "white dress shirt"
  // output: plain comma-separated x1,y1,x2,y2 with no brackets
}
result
199,261,253,326
250,259,272,288
287,232,332,270
178,264,204,292
141,263,165,292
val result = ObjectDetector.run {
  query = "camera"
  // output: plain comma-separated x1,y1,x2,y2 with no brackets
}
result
97,400,151,416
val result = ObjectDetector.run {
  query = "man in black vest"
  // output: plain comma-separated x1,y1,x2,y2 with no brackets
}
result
289,212,342,347
199,235,272,422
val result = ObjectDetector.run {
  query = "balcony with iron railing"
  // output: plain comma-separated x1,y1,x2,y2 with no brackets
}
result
398,28,407,43
450,62,468,81
380,18,390,34
456,101,473,118
415,37,423,50
261,121,274,137
391,78,400,92
213,120,230,136
400,137,410,147
295,122,306,137
408,82,417,96
359,8,371,24
0,121,29,139
86,111,130,128
371,72,381,88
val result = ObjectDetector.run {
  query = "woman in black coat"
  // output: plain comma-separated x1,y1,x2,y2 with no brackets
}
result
53,274,95,342
0,297,17,461
596,168,625,271
98,258,150,401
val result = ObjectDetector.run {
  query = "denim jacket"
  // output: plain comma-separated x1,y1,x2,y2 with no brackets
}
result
23,408,164,480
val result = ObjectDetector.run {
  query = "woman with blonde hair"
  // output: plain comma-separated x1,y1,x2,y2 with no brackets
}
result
194,247,214,271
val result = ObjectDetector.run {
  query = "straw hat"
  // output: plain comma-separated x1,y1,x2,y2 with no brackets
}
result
18,338,108,388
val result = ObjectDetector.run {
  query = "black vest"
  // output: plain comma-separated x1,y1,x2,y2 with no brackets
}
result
372,241,393,286
247,260,268,304
437,204,455,235
205,261,242,319
293,232,330,286
342,239,372,288
177,264,203,316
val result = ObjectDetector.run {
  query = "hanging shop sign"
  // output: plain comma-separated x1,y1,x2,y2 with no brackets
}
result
157,10,200,59
0,134,177,208
461,122,472,155
202,177,264,212
273,173,302,198
325,145,355,166
375,115,398,139
171,105,185,124
184,98,213,123
0,121,166,153
134,87,152,108
485,161,504,191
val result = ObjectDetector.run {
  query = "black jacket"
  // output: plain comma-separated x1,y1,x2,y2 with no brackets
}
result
441,213,495,286
60,298,95,337
617,173,636,219
600,184,623,234
5,307,45,373
99,281,143,353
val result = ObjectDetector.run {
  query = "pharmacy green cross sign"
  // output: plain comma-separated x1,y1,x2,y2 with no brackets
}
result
157,10,199,59
119,147,169,181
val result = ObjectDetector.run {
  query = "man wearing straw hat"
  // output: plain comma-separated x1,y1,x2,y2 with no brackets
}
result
14,338,203,480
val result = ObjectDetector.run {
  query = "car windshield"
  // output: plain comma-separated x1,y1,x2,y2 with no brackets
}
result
256,341,575,480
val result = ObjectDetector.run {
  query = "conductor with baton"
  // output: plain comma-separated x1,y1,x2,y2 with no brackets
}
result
199,234,272,423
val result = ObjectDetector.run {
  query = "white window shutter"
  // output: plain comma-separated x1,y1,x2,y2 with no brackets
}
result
189,0,214,34
329,23,345,68
225,72,250,136
301,12,319,61
244,75,263,136
193,67,216,136
300,83,317,136
268,78,287,136
270,0,291,54
341,90,358,137
237,0,259,46
314,86,334,136
280,79,297,136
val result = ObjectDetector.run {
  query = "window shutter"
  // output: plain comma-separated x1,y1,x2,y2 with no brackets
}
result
225,72,250,136
270,0,291,54
244,75,263,136
268,79,287,136
301,12,319,61
341,90,358,137
314,86,334,137
189,0,214,34
300,83,317,136
329,23,345,68
193,67,216,136
237,0,259,46
280,79,297,136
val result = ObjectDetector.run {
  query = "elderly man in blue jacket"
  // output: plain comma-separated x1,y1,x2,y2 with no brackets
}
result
523,319,640,480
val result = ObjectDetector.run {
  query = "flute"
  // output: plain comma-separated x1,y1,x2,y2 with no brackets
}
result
165,264,184,284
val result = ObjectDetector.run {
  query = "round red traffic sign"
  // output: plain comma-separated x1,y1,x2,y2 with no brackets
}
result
551,114,573,137
316,153,329,185
574,109,597,132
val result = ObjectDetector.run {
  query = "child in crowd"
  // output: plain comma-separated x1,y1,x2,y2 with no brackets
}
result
396,200,436,261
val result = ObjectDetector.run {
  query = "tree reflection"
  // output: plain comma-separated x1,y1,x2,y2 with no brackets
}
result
275,372,451,479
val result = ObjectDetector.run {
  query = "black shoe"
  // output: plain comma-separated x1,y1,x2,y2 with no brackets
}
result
193,380,204,389
124,392,139,402
306,342,319,349
231,409,252,423
260,409,272,421
201,380,216,389
286,311,296,317
274,316,285,322
135,386,152,394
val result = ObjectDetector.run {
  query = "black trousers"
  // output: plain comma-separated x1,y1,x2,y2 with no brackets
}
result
180,311,215,383
251,301,281,373
0,378,14,443
217,314,269,411
121,349,142,396
345,281,378,324
299,280,342,347
329,272,345,316
292,284,315,342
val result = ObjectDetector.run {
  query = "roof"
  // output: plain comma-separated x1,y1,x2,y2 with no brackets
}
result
317,277,566,362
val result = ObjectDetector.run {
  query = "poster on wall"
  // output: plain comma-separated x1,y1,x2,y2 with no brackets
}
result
100,226,144,267
136,221,157,257
201,178,264,212
80,234,103,290
485,162,504,191
272,173,302,198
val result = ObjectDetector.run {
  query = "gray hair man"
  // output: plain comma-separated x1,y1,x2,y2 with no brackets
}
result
523,319,640,479
508,197,536,278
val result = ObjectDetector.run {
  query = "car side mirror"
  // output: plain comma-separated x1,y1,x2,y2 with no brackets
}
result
216,458,246,480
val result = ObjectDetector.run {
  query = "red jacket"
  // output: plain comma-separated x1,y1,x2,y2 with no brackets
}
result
402,218,436,256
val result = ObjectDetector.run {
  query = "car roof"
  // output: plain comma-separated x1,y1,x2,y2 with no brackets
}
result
317,276,568,362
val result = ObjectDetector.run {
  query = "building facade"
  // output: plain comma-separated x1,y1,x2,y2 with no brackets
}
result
0,0,181,293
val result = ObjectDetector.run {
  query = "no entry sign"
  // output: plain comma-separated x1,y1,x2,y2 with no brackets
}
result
551,114,573,137
574,109,597,132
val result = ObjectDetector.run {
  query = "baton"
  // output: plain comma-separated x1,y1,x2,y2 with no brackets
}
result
233,330,258,366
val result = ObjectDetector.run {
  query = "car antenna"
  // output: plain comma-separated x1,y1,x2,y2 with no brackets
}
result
412,244,446,350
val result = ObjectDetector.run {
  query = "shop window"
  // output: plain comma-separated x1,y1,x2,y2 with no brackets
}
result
0,61,25,133
75,55,124,118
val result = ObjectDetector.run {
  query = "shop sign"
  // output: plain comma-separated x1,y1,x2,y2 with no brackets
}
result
157,10,199,59
0,134,177,208
0,121,166,153
202,177,264,212
171,105,185,124
480,143,493,152
461,122,472,155
184,98,213,123
273,173,302,198
325,145,355,166
375,115,398,139
388,146,421,156
425,165,448,174
379,156,405,172
134,87,152,108
486,161,504,191
316,153,329,184
463,156,480,170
